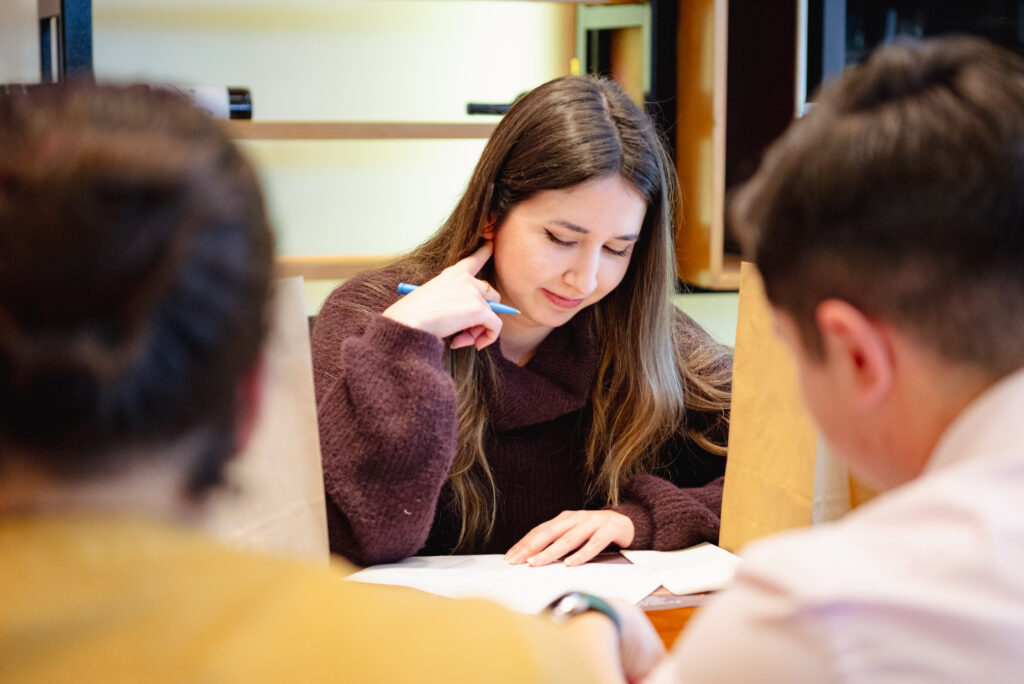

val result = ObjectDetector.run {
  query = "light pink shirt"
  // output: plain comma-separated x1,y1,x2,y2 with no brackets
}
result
649,367,1024,684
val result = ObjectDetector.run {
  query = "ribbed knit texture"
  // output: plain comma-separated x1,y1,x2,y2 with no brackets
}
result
311,268,730,566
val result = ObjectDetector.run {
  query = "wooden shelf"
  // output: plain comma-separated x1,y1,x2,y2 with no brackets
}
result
674,0,730,290
673,0,795,291
712,253,741,291
223,121,498,140
275,255,395,281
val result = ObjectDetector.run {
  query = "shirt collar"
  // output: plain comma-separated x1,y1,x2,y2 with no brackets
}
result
924,366,1024,474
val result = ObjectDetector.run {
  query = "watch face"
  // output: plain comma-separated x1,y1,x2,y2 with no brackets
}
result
547,592,621,633
553,592,588,619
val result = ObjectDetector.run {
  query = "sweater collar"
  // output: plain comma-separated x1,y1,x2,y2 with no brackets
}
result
484,309,599,431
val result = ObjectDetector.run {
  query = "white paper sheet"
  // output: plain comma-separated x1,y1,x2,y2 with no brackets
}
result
622,543,741,595
346,554,664,614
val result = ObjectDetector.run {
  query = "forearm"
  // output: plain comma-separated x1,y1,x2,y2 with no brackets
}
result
561,614,626,684
559,599,667,684
315,311,458,565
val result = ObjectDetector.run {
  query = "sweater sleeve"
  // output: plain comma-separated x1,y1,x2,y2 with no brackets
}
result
611,475,724,550
311,273,457,566
609,307,732,550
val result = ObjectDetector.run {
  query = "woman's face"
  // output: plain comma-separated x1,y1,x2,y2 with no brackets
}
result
489,174,647,332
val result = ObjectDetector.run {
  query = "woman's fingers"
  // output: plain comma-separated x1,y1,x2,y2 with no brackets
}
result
505,510,635,567
451,325,491,349
563,529,617,567
449,242,503,306
381,241,506,348
526,524,598,567
505,512,576,564
479,279,501,303
449,330,477,349
450,240,494,276
383,283,501,347
472,322,501,349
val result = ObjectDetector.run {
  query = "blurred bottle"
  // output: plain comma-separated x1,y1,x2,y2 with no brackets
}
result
165,85,252,120
466,91,528,116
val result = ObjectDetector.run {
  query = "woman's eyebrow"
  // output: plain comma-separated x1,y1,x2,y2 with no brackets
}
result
550,219,639,242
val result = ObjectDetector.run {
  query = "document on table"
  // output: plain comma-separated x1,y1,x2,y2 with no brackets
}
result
345,554,664,614
345,543,741,614
622,543,741,595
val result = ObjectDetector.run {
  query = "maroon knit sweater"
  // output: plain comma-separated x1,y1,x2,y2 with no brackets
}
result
311,268,731,567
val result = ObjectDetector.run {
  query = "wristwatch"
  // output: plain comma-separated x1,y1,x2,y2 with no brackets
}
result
545,592,622,634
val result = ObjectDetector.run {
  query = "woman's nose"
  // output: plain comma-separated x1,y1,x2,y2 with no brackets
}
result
564,248,599,295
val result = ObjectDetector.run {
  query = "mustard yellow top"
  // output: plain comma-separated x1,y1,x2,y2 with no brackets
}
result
0,514,603,683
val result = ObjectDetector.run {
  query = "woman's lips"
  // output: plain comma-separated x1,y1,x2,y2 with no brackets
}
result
542,288,584,309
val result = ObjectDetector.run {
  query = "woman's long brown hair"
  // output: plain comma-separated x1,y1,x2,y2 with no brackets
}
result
358,75,730,550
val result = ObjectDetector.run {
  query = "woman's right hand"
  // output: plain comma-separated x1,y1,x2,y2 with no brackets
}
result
382,241,504,350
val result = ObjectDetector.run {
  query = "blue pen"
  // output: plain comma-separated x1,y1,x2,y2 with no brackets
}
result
397,282,520,315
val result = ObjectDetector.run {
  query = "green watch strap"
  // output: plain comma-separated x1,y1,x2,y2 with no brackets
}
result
545,591,622,634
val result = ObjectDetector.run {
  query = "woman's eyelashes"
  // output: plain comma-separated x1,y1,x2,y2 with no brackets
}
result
543,229,632,257
544,229,574,247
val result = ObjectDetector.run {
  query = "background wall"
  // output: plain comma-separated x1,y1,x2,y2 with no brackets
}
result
91,0,574,257
0,0,738,344
0,0,39,83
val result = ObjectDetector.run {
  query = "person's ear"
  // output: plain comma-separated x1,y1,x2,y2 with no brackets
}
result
233,357,268,455
816,299,893,409
481,212,497,240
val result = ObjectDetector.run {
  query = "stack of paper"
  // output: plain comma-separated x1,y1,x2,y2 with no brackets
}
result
346,554,664,614
622,542,741,595
345,543,741,614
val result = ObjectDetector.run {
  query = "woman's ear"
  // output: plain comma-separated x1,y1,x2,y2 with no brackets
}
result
816,299,894,409
481,212,497,240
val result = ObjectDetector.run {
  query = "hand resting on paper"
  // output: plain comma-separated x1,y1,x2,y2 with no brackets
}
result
382,241,503,350
505,510,635,567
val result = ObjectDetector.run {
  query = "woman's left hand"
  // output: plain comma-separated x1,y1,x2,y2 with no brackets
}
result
505,510,635,567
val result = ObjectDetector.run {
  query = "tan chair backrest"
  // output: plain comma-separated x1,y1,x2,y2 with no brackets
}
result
719,262,874,553
202,277,330,563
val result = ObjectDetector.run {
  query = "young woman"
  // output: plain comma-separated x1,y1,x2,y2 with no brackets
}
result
311,75,732,567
